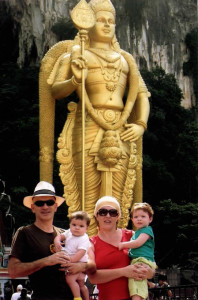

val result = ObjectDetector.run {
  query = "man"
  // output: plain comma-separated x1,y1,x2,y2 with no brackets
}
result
8,181,73,300
11,284,23,300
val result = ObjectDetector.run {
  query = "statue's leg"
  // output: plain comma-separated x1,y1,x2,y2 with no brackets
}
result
73,113,102,236
112,157,128,202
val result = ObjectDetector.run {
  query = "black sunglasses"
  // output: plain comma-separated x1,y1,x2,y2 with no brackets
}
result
34,200,56,207
97,208,119,217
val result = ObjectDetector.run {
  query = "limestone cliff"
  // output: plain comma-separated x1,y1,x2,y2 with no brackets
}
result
1,0,198,108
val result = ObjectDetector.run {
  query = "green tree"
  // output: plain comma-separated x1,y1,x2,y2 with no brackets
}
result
153,199,198,269
0,63,39,199
0,62,70,231
142,67,198,205
140,67,198,268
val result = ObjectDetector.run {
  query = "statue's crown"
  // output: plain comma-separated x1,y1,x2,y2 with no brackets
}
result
89,0,116,17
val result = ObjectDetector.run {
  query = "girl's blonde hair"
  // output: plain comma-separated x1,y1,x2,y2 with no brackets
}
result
131,202,154,218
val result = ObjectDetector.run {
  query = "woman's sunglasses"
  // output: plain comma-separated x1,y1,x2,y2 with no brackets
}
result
97,208,119,217
34,200,56,207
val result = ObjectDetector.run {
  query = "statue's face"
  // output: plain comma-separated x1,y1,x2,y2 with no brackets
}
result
89,11,115,43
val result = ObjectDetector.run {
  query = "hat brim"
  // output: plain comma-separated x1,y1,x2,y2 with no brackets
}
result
23,195,65,208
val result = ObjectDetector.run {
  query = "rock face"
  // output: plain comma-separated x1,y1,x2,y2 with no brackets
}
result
2,0,198,108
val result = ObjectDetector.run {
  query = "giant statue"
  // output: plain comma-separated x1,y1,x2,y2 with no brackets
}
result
39,0,150,236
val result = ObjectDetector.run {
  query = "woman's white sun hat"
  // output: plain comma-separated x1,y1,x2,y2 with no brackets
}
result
94,196,121,216
23,181,65,208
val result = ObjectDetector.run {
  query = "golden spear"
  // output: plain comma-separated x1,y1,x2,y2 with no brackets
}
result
70,0,95,210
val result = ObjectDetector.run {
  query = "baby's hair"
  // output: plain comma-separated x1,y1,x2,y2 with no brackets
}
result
131,202,154,218
69,211,91,226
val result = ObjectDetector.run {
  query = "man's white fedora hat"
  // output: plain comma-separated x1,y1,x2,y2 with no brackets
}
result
23,181,65,208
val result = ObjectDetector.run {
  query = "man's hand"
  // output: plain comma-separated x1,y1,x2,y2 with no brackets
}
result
44,251,70,266
60,261,86,275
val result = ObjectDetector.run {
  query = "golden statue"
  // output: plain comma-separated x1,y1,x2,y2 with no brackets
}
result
39,0,150,236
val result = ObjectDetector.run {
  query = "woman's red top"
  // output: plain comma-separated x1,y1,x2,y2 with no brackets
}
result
91,229,132,300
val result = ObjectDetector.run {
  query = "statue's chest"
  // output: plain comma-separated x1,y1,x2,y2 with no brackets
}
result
86,51,127,91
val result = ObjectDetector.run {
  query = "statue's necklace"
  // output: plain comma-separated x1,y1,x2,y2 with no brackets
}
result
88,48,122,93
89,48,121,63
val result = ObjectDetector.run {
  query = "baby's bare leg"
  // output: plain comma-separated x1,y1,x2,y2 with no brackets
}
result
78,278,89,300
66,273,81,297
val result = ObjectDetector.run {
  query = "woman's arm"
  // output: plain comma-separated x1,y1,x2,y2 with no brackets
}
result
88,264,154,284
60,257,147,282
64,241,154,282
86,242,154,284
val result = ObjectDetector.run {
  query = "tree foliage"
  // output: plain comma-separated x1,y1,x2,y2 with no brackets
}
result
142,67,198,205
140,67,198,268
0,62,69,231
0,63,39,199
153,199,198,269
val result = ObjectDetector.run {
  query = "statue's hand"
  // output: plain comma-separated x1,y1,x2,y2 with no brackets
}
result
120,124,144,142
71,45,88,83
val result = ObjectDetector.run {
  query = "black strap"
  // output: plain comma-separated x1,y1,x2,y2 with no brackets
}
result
33,189,55,196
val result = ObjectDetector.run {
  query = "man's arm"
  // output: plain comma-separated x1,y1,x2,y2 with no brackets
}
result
8,251,70,278
8,256,48,278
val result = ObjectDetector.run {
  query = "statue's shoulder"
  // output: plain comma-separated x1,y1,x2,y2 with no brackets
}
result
40,40,74,85
120,49,136,62
41,40,74,65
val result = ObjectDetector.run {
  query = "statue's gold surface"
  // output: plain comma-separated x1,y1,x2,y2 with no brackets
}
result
39,0,150,236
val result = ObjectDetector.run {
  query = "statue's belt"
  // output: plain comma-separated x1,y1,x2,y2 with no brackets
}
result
75,107,122,124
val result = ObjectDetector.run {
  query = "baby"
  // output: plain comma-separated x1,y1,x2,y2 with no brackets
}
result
54,211,90,300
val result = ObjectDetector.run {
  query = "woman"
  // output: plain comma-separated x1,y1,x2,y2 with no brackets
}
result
87,196,154,300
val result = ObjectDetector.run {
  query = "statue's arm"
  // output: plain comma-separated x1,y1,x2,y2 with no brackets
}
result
120,60,150,142
120,92,150,142
134,91,150,128
51,45,88,100
51,53,80,100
